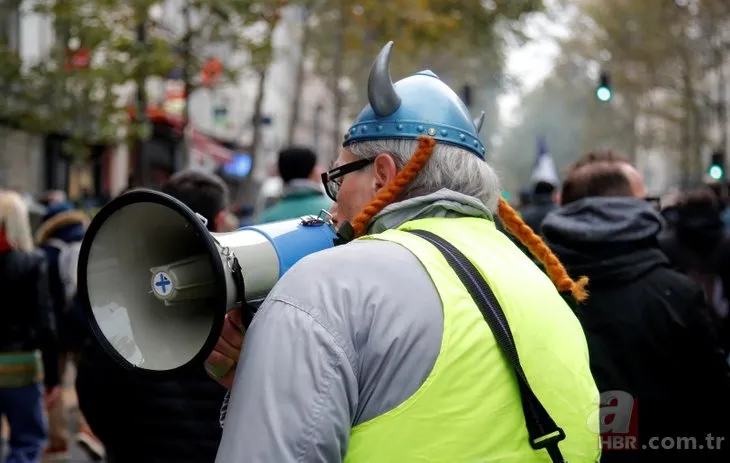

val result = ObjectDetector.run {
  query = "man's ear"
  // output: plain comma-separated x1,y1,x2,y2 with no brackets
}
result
372,153,398,191
212,210,228,232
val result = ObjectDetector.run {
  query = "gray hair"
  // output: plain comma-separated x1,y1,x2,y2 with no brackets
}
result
347,139,502,211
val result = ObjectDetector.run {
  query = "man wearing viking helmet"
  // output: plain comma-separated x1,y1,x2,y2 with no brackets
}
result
211,42,601,462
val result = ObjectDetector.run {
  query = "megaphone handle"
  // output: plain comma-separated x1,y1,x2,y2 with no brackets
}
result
230,256,255,329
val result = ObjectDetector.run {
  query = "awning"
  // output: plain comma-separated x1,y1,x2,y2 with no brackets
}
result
189,129,233,166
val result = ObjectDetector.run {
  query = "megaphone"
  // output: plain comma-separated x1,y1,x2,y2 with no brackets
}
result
77,189,338,374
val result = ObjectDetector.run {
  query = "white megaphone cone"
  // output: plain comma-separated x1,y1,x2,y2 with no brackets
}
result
77,189,338,374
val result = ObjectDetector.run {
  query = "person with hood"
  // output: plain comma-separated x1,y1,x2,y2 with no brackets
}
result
206,41,601,462
541,150,730,462
257,147,332,223
35,201,104,460
35,201,104,459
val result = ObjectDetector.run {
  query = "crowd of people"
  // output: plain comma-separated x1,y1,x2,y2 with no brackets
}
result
0,145,333,463
2,40,730,463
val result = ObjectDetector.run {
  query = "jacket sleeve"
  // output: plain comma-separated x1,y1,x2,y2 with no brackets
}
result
683,288,730,431
75,337,132,452
216,296,358,462
32,253,60,388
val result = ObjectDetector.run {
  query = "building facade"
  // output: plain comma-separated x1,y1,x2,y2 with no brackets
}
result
0,1,119,199
2,2,346,200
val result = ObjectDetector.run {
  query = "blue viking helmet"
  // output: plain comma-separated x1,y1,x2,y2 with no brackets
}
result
342,41,487,159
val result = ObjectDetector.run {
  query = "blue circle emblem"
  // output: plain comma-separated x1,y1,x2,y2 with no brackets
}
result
152,271,173,297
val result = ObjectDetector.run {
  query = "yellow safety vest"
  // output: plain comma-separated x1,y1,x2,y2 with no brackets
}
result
345,217,601,462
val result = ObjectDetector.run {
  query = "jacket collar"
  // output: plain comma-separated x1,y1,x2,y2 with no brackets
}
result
367,189,493,235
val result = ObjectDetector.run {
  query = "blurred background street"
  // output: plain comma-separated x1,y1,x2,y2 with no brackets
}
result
1,0,730,461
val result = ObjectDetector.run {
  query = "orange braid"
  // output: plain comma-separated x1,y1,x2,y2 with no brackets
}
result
350,136,437,237
497,197,589,302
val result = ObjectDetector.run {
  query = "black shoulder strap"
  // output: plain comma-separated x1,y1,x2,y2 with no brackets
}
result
407,229,567,463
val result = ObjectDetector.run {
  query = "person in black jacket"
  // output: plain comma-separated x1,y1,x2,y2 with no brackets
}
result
541,151,730,463
659,187,730,353
519,180,556,233
0,190,59,463
75,171,230,463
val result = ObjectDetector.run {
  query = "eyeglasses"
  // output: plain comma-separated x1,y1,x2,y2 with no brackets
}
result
321,158,374,201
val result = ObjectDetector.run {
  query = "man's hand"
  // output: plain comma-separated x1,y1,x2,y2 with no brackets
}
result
205,309,245,389
45,385,61,408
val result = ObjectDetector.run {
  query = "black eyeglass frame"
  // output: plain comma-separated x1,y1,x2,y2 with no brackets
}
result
321,158,374,201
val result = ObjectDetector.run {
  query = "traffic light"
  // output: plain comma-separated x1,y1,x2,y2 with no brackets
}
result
596,71,612,102
709,150,725,181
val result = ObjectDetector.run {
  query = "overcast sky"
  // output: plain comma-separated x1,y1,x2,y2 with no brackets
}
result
497,1,574,128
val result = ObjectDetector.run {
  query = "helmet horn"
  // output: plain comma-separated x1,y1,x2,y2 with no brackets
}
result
367,41,402,117
473,111,485,134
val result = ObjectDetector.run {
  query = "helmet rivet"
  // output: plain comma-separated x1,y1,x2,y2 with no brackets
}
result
360,126,367,133
350,128,356,134
459,134,466,141
397,124,404,131
473,140,479,147
376,125,383,132
417,125,424,132
427,127,437,136
440,129,448,136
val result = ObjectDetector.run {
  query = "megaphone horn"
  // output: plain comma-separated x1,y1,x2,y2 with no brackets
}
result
78,189,338,375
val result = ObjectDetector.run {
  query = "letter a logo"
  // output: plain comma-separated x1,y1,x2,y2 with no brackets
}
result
587,390,636,434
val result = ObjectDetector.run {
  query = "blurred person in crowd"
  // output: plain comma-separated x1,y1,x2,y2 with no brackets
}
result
76,188,97,212
207,42,600,462
0,190,59,463
39,191,67,208
23,195,48,236
257,147,332,223
708,181,730,232
659,187,730,352
221,211,240,232
75,169,228,463
34,202,103,460
541,150,730,462
517,187,531,209
519,180,557,233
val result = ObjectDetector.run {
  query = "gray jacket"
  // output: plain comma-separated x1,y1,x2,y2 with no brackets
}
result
216,189,492,462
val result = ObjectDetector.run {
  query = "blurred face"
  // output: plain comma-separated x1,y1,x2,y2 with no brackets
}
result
322,150,398,225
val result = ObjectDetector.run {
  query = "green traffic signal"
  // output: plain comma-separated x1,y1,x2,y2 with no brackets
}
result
596,86,612,102
709,165,724,180
596,70,612,102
